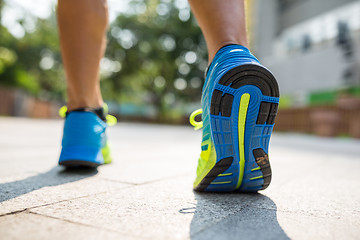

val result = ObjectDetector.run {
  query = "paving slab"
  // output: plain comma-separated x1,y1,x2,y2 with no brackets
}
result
0,212,128,240
192,207,288,240
266,157,360,219
275,210,360,240
0,167,130,215
98,123,199,184
1,117,360,240
30,176,278,239
0,118,62,177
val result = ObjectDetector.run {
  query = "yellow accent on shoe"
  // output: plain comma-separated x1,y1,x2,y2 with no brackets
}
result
235,93,251,189
104,103,117,126
59,106,67,118
189,109,203,130
250,175,263,180
251,167,261,171
58,105,117,126
193,140,217,188
101,142,112,164
106,114,117,126
218,173,233,176
211,181,232,185
103,102,109,114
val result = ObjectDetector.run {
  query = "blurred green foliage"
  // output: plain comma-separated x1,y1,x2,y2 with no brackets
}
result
0,0,207,121
0,5,65,99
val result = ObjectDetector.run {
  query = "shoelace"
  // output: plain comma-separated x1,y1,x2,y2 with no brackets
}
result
189,109,203,130
59,104,117,126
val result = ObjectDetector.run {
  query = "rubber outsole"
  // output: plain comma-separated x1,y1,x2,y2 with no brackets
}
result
59,160,101,168
193,157,234,192
194,64,279,192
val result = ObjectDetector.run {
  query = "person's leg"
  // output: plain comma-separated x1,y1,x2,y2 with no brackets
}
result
188,0,248,62
189,0,279,192
57,0,108,111
57,0,113,167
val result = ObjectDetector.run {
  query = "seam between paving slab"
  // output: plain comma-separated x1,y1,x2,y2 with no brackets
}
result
27,211,161,240
28,211,124,235
0,174,196,238
1,200,154,239
0,174,194,218
0,184,134,218
99,172,193,186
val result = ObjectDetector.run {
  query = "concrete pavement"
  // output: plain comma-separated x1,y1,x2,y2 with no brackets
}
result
0,117,360,239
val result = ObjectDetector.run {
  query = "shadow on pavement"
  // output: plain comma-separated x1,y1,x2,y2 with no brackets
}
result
0,166,98,203
187,192,289,240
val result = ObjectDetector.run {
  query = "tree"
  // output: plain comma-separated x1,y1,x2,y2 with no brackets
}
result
103,0,207,121
0,0,207,122
0,6,65,100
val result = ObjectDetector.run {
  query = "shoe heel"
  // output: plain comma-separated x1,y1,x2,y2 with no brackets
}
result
59,145,104,167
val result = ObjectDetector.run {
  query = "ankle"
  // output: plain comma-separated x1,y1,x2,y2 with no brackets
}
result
67,106,107,122
208,40,248,62
67,99,103,112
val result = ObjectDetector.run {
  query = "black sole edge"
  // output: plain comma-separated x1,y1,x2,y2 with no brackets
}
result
59,160,101,168
219,64,279,97
253,149,272,190
194,157,233,192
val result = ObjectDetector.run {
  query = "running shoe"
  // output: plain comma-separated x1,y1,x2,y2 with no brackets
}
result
190,45,279,192
58,105,116,167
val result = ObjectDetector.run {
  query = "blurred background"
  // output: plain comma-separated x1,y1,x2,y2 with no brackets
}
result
0,0,359,138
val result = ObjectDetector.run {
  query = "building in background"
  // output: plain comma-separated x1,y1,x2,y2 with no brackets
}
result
251,0,360,107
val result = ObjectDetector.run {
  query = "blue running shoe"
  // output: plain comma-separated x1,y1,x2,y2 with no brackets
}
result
190,45,279,192
58,106,116,167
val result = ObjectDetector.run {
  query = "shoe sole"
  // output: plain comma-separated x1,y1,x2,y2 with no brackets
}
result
59,160,101,168
194,64,279,192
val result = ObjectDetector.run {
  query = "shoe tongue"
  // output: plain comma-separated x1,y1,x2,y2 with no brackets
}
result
67,107,106,122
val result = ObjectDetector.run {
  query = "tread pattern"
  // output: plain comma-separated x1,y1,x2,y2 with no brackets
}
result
253,148,272,190
267,103,278,125
210,90,222,115
210,91,235,117
257,102,271,124
221,94,234,117
194,157,233,192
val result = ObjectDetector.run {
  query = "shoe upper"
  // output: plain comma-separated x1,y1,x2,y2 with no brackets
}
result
59,111,108,165
61,111,107,149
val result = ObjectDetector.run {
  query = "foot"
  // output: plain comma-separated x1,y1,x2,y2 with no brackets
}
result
58,107,114,167
190,45,279,192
